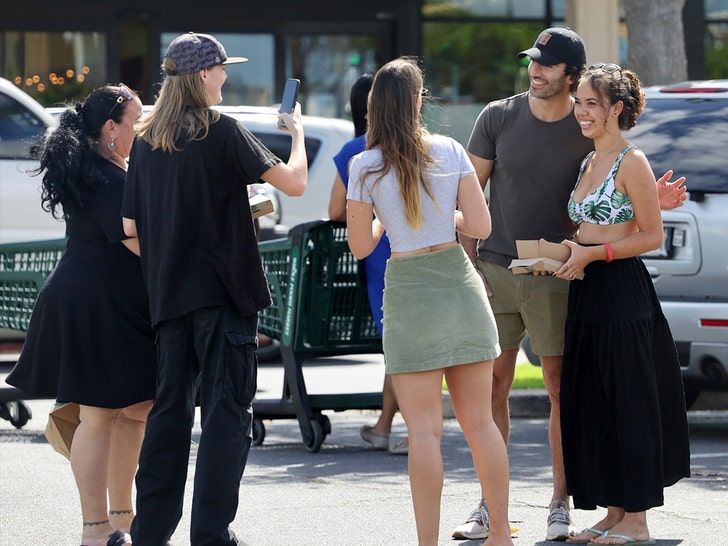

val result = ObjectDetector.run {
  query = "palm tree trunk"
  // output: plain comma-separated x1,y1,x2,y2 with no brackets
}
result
623,0,688,85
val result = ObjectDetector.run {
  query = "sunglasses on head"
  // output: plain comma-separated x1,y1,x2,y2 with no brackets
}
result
108,84,134,118
589,62,622,79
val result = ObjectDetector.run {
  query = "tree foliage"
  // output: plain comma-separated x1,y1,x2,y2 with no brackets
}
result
423,21,542,104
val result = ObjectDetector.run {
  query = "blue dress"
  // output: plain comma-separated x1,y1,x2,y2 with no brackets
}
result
333,135,390,335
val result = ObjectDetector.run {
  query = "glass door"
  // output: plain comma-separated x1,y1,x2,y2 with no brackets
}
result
284,32,388,119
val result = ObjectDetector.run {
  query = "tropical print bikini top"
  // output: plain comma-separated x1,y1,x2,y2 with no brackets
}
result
567,145,636,225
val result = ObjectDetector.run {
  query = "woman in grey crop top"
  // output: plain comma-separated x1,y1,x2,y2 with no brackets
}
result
346,58,514,546
555,65,690,545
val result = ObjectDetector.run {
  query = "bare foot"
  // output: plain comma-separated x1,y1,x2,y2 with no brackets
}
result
81,522,131,546
568,510,624,543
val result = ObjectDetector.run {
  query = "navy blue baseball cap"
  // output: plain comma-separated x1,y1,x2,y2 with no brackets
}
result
163,32,247,75
518,27,586,68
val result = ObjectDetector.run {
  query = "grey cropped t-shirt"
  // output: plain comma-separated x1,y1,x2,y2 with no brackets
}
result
347,135,475,252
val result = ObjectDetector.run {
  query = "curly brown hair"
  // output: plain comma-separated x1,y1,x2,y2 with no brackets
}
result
581,64,646,130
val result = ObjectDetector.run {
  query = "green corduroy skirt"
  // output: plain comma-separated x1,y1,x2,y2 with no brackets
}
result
382,245,500,374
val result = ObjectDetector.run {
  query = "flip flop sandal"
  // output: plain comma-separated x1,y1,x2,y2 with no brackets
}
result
566,527,606,543
598,531,656,545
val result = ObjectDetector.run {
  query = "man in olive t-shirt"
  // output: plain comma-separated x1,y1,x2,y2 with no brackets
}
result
452,28,686,542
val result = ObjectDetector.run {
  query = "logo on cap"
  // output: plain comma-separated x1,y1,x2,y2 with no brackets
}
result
538,33,552,46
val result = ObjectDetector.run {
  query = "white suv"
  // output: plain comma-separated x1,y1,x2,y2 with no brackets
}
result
632,81,728,406
0,77,59,243
216,106,352,231
41,103,353,238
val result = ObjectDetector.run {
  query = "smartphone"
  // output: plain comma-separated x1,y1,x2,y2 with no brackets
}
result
278,78,300,127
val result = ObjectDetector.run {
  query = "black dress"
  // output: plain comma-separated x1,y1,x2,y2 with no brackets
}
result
7,156,156,408
560,257,691,512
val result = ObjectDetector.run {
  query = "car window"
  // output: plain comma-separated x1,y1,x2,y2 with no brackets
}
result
629,97,728,193
0,92,47,159
252,132,322,168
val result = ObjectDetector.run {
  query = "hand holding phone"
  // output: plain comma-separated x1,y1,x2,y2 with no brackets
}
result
278,78,300,129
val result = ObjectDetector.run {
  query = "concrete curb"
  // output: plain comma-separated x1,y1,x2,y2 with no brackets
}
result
442,388,550,419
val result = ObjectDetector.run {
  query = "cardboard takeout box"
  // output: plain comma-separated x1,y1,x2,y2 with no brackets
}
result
508,239,584,280
250,193,275,219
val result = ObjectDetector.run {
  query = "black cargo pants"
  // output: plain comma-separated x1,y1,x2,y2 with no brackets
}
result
131,305,257,546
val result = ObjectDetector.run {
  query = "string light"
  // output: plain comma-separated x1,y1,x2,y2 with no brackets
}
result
13,66,94,89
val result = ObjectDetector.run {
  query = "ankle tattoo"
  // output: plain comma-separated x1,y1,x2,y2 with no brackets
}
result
109,509,133,515
83,519,109,527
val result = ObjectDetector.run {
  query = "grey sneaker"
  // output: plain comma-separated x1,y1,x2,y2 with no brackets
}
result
451,499,489,540
546,500,573,541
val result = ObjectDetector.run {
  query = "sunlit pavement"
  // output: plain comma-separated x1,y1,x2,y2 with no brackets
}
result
1,354,726,545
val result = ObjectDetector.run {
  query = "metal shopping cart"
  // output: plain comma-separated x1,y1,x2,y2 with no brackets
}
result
0,239,67,428
254,220,383,452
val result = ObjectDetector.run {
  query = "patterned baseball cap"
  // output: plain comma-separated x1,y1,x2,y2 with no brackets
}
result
163,32,248,76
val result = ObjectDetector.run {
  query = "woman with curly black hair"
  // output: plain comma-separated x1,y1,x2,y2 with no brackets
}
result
7,85,155,546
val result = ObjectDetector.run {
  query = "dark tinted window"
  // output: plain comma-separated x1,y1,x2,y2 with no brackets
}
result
252,132,321,168
629,97,728,193
0,92,47,159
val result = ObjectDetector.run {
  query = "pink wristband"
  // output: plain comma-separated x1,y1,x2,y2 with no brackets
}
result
604,242,614,262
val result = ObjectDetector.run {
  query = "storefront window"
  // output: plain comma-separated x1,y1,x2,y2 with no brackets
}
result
706,22,728,77
1,31,107,106
706,0,728,18
422,0,559,18
285,34,383,118
160,32,274,106
705,1,728,78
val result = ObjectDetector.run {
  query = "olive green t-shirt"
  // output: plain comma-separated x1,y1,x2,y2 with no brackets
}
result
467,92,593,268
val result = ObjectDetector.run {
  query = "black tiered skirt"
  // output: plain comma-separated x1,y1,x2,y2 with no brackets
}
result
560,257,690,512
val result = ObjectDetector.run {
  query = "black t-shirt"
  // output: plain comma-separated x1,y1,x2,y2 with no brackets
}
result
122,114,281,325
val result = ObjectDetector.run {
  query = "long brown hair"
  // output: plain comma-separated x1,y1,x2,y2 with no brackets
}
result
136,58,220,153
364,58,434,229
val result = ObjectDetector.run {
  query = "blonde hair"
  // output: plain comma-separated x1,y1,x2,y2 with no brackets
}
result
364,58,434,229
136,58,220,153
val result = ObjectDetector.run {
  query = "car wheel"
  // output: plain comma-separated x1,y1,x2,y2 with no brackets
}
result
521,336,541,367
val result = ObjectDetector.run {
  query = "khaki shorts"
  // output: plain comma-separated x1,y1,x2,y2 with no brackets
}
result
476,259,569,356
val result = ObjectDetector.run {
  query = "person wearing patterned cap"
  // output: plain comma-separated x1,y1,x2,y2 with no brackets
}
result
122,31,307,546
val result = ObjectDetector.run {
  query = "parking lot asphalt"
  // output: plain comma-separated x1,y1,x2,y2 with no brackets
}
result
1,354,727,545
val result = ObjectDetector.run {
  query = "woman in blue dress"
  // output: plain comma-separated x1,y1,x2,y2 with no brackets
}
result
328,73,407,454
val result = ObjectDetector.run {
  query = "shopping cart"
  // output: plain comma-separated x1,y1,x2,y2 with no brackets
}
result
0,239,67,428
255,220,383,452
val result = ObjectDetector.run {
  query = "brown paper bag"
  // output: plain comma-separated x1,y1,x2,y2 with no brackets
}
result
45,402,80,460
